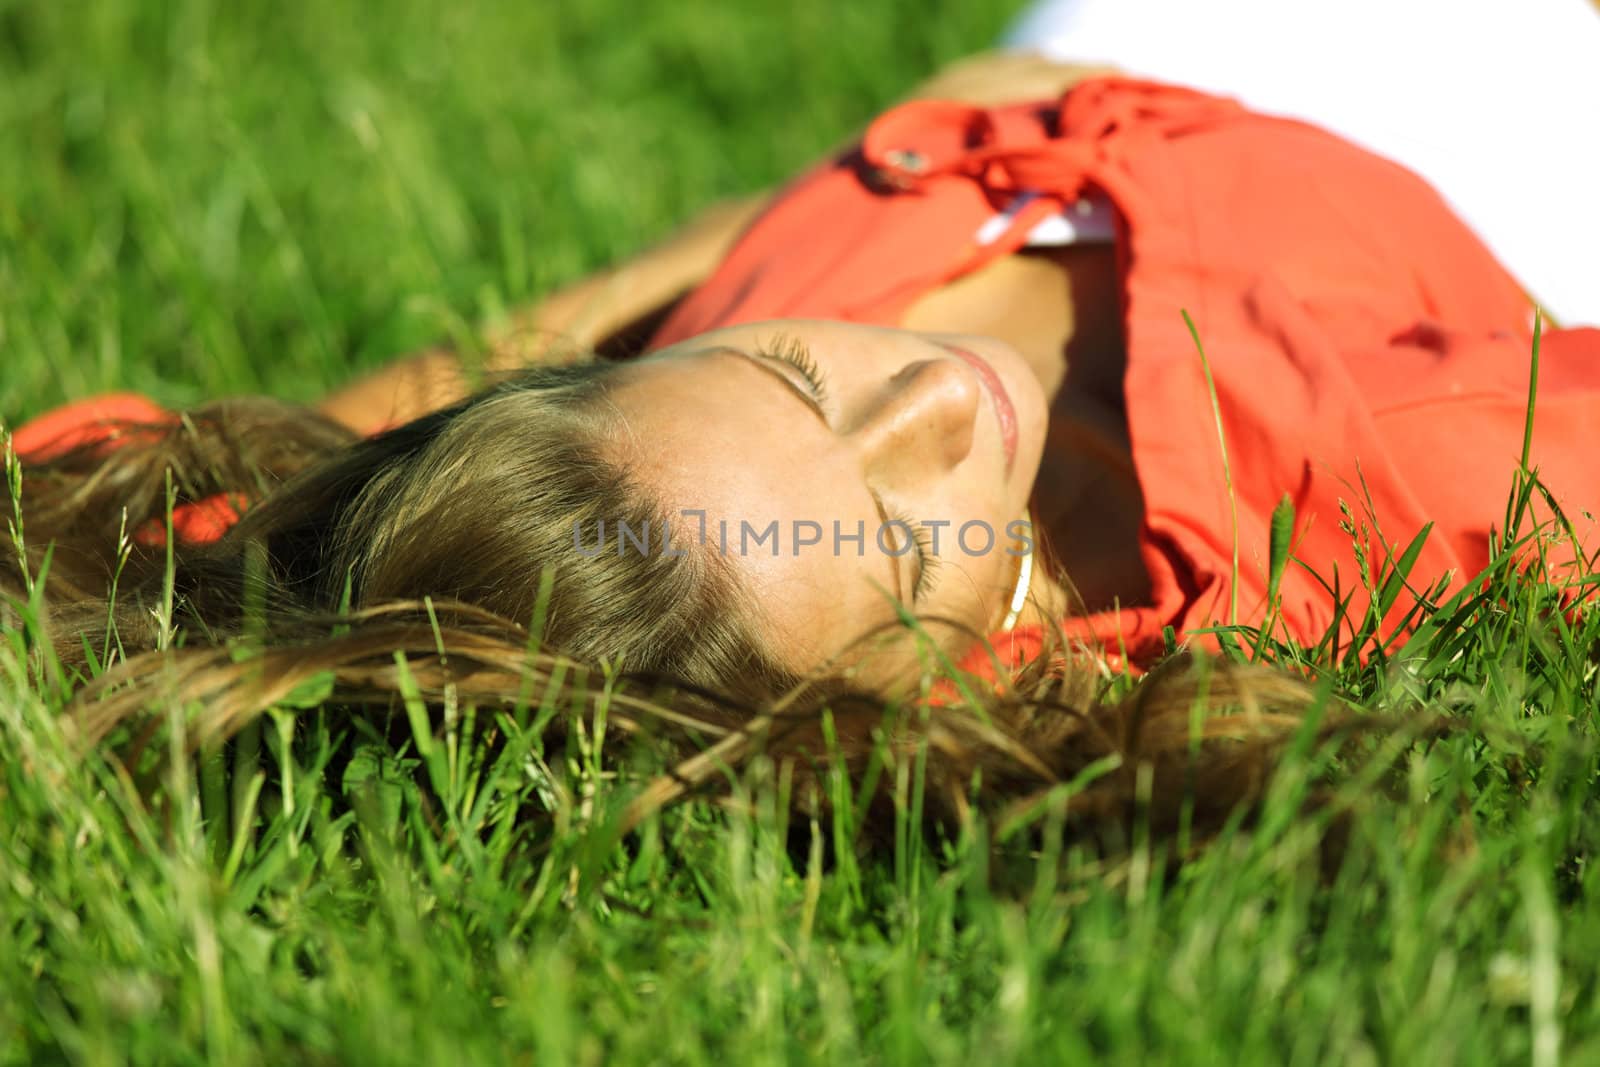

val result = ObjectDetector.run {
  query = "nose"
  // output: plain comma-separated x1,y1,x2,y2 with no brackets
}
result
847,358,981,481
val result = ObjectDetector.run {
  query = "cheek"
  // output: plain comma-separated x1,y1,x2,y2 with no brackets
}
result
747,533,1016,681
730,527,894,663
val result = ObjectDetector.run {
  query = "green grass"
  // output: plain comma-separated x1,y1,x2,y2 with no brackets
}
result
4,1,1600,1063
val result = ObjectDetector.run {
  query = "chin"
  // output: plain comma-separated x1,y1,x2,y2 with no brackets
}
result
965,333,1050,473
1010,377,1051,492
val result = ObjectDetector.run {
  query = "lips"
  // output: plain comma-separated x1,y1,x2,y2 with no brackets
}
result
936,341,1019,471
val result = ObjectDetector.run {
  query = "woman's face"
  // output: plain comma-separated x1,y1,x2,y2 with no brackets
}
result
603,320,1050,684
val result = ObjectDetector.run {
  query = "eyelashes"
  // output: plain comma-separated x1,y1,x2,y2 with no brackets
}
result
758,333,831,406
889,508,941,603
915,538,940,602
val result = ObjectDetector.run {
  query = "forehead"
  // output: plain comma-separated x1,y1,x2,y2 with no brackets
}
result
602,352,907,668
603,351,840,521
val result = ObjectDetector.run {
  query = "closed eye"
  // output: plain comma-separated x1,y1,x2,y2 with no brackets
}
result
758,333,831,408
889,507,941,604
758,342,940,604
738,340,937,605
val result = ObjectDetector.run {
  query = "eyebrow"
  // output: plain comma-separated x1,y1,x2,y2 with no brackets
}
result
717,347,926,606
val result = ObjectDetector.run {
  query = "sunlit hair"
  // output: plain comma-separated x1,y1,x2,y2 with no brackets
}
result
10,364,795,705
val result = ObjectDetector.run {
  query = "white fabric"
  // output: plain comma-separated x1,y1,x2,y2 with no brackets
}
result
1001,0,1600,325
1019,191,1117,247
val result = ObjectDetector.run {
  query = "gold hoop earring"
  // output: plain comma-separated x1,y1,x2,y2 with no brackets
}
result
999,512,1035,632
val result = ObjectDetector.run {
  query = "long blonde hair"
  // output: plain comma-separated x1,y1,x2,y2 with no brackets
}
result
6,369,1375,854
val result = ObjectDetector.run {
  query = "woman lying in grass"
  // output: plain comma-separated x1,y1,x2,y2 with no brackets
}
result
8,46,1600,842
